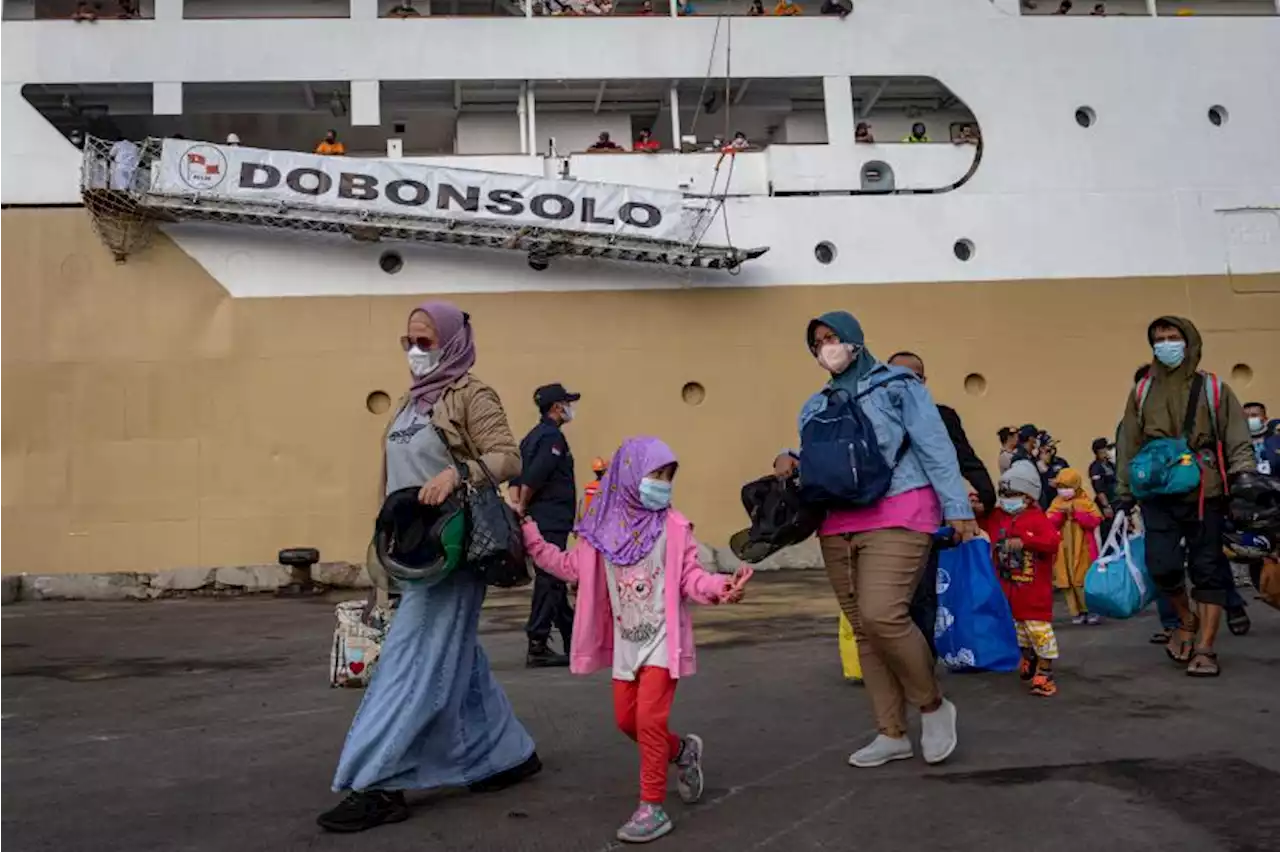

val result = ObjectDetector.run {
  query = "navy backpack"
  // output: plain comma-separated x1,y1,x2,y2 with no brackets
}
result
798,383,910,508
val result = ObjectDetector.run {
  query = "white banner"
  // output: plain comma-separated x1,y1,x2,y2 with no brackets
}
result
151,139,695,242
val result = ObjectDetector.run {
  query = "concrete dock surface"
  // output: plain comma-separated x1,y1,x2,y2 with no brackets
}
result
3,572,1278,852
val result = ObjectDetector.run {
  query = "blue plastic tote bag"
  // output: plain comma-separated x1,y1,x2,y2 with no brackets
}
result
1084,513,1154,618
934,539,1021,673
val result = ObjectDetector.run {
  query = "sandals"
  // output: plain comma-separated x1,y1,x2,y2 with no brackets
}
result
1018,652,1035,682
1029,674,1057,697
1164,616,1198,664
1226,607,1251,636
1186,648,1220,678
1149,627,1174,645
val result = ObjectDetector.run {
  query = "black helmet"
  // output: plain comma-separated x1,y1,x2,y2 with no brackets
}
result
1229,472,1280,536
373,487,467,584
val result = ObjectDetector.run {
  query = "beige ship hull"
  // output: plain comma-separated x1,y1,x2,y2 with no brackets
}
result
4,209,1278,576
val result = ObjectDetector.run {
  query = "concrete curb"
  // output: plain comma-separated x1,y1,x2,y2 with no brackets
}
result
7,561,372,603
2,542,822,604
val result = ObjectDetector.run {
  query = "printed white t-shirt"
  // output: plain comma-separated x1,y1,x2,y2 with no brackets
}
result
604,531,668,681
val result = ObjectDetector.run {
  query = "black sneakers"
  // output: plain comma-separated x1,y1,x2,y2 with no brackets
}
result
526,640,569,668
316,790,409,833
468,752,543,794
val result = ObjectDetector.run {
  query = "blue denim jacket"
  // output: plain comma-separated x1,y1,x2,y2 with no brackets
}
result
798,364,975,521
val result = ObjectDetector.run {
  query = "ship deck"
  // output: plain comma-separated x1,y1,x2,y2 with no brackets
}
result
3,571,1278,852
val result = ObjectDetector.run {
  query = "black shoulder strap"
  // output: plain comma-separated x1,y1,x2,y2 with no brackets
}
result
1182,372,1205,441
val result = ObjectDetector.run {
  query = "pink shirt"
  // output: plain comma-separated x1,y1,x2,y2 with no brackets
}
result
819,486,942,537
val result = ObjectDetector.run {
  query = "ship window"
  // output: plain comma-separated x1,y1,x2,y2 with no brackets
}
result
1208,105,1228,127
953,239,975,262
859,160,895,193
681,382,706,406
379,250,404,274
1075,107,1096,128
814,241,837,265
366,391,392,415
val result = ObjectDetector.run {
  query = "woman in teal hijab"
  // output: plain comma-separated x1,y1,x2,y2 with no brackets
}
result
799,310,976,772
806,310,878,390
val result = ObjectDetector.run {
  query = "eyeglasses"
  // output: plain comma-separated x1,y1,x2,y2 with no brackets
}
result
400,335,435,352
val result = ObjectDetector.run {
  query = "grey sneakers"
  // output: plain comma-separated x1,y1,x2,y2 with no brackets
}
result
920,697,958,764
848,734,914,768
848,698,959,768
675,734,705,804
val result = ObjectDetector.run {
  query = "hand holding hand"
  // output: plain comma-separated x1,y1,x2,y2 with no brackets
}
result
504,489,527,517
418,466,460,506
948,518,981,542
720,565,754,604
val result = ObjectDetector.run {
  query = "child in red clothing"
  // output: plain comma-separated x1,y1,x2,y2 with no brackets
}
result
981,460,1063,697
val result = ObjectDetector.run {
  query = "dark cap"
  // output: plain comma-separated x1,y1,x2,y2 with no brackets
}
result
1017,424,1039,441
1092,437,1114,453
534,383,581,413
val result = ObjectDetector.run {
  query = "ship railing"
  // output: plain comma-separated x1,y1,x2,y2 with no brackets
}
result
78,135,768,271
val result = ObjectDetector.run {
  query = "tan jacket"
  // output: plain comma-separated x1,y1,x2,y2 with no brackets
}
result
377,373,522,505
367,374,521,595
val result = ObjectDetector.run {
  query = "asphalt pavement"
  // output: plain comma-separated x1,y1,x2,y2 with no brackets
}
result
3,572,1278,852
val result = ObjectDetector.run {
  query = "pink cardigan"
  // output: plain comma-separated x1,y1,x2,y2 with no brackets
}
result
521,511,729,679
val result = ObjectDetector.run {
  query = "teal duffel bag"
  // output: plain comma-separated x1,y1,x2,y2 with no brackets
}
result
1128,371,1220,500
1129,437,1201,499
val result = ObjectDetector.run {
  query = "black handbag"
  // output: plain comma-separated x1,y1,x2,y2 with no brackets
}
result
441,424,532,589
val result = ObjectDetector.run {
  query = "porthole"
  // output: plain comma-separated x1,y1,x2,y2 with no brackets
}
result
964,373,988,397
1208,105,1228,127
814,241,837,265
1230,363,1252,387
681,382,706,406
1075,106,1096,128
379,250,404,274
366,391,392,414
953,239,975,262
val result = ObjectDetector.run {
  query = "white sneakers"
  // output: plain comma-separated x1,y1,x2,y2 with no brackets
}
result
848,734,914,768
920,697,959,765
848,698,958,768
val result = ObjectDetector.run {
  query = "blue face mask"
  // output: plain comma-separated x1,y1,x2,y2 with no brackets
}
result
1152,340,1186,368
999,497,1026,515
638,477,673,510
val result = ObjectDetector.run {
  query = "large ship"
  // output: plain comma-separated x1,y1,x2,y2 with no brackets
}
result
2,0,1278,578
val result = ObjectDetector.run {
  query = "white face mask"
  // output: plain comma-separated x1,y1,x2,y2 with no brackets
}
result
407,345,441,378
560,403,575,423
1057,488,1076,500
1106,448,1116,463
817,342,855,374
1247,416,1265,436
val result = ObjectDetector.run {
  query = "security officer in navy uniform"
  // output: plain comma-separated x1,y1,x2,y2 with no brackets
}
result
512,383,580,668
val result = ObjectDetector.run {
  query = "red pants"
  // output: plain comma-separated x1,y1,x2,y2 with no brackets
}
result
612,665,681,804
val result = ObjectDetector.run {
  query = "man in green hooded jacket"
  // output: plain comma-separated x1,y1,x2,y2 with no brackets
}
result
1114,316,1255,677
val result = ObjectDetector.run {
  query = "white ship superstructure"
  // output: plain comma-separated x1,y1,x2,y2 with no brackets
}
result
2,0,1278,575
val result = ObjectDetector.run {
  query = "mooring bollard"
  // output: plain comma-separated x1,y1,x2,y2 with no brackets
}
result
277,547,321,596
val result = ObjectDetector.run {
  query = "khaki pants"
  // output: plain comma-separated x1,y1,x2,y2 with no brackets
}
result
821,529,939,738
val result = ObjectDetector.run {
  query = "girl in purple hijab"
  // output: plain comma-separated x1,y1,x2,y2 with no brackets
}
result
514,436,754,844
